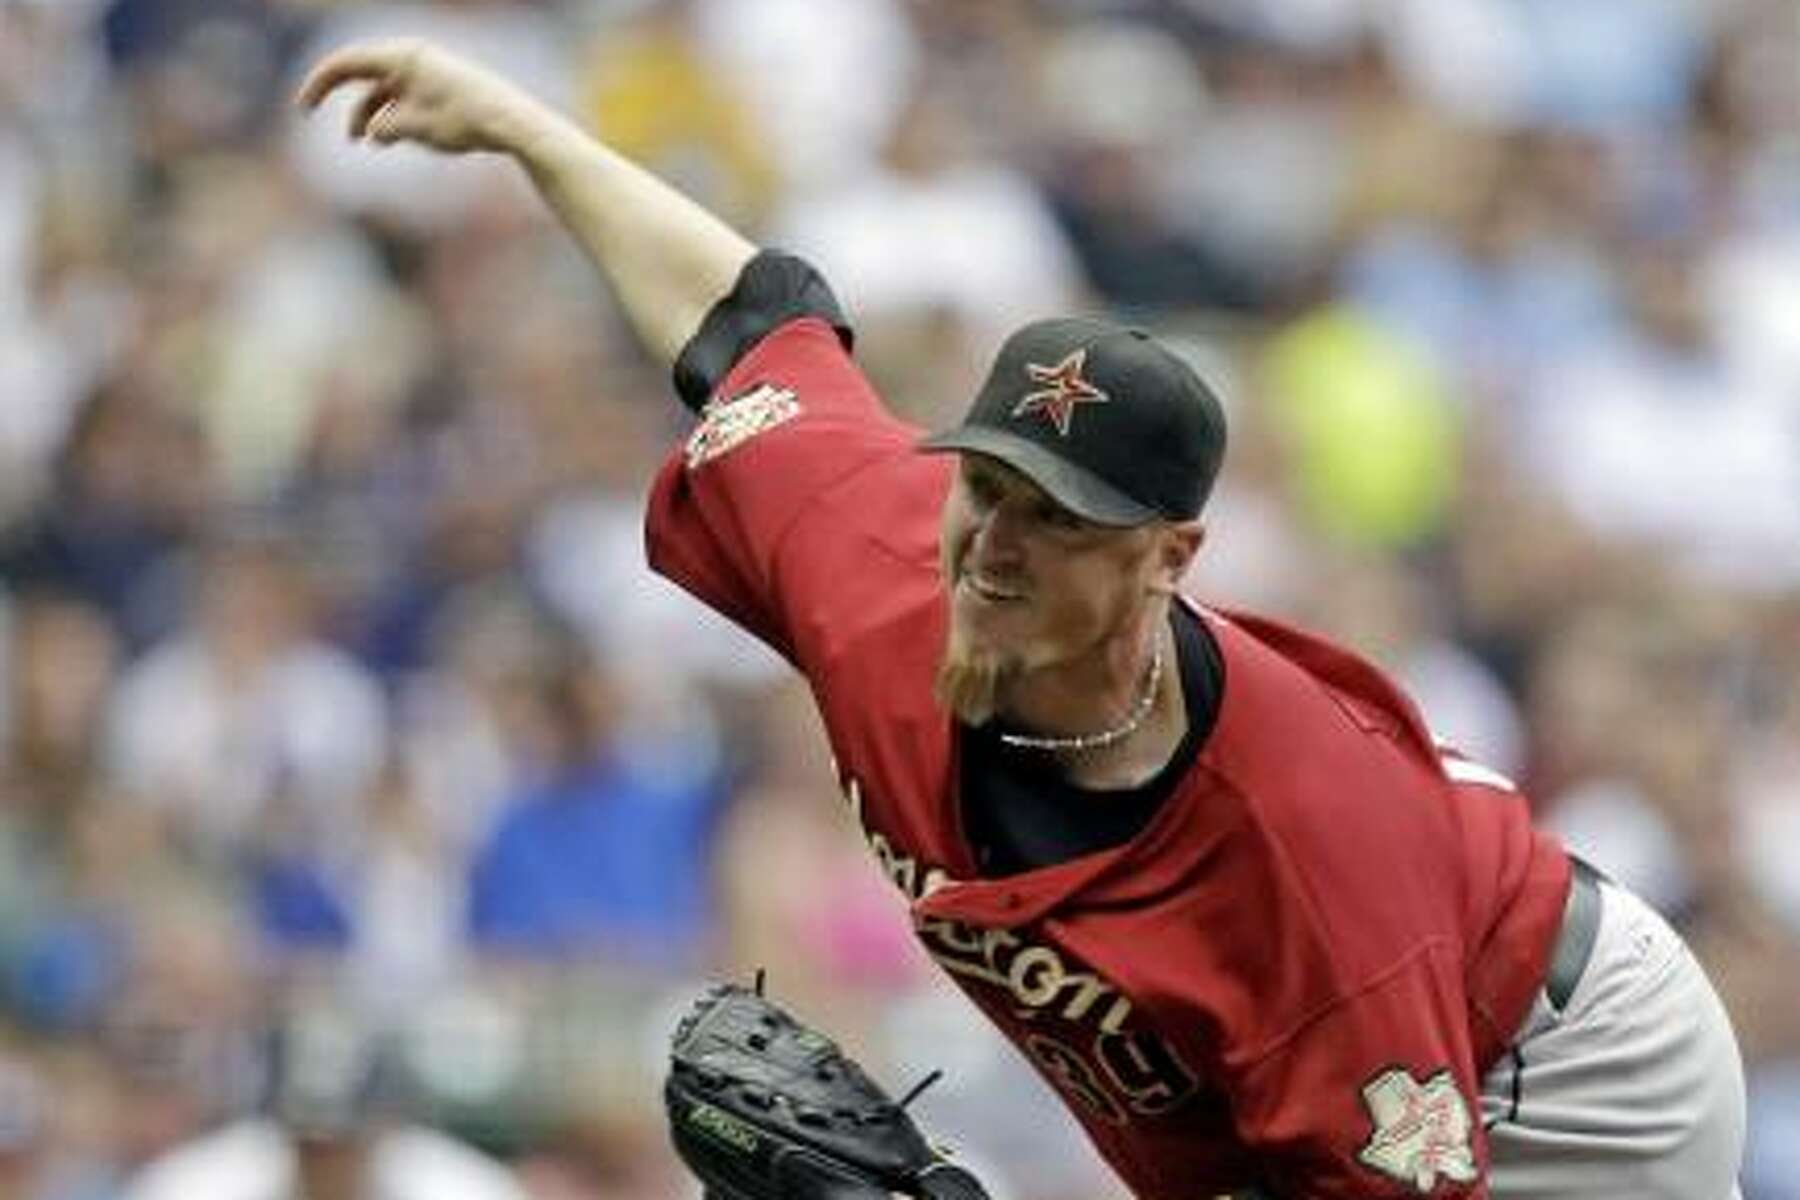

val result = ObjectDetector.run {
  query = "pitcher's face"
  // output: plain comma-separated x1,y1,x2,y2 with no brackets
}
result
938,456,1166,691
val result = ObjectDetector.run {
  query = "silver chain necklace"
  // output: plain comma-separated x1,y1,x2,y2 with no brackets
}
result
997,642,1165,754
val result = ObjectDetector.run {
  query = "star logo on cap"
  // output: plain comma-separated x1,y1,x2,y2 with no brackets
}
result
1013,349,1109,437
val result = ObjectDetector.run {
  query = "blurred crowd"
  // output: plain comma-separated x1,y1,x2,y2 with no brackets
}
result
0,0,1797,1196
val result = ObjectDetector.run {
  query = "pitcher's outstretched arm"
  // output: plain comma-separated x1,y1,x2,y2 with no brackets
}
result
297,38,756,367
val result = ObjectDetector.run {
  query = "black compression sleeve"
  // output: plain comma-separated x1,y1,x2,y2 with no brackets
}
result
671,250,854,412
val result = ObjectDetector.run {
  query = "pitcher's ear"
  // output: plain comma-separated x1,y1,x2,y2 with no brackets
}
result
1150,521,1205,593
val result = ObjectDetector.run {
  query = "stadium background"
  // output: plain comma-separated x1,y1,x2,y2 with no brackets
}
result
0,0,1797,1195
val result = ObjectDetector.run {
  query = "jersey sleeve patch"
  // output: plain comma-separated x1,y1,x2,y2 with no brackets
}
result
685,382,800,468
1355,1067,1478,1193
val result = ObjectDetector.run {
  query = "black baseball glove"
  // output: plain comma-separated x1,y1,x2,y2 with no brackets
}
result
665,982,989,1200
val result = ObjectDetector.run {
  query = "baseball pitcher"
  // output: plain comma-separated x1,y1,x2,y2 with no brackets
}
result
299,40,1747,1200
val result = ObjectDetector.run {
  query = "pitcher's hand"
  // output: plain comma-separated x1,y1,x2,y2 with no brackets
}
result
296,39,548,155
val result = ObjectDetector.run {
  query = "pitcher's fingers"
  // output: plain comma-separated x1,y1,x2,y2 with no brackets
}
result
294,41,409,109
296,52,386,110
348,84,398,140
366,105,416,145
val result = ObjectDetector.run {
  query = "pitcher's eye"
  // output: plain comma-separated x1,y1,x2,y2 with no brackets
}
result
1035,501,1086,532
965,473,1002,509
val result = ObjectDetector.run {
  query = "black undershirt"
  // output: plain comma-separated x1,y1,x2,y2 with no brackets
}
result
673,251,852,411
961,605,1224,878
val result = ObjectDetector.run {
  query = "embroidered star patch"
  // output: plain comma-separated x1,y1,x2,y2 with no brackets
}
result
1355,1068,1478,1193
1012,349,1108,437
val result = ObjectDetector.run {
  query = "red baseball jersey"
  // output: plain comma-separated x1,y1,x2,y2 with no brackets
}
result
646,317,1572,1198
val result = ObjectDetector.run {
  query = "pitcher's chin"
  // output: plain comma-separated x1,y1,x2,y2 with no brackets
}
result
933,635,1013,728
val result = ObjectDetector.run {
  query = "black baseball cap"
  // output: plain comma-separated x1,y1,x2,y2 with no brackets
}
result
919,317,1227,526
